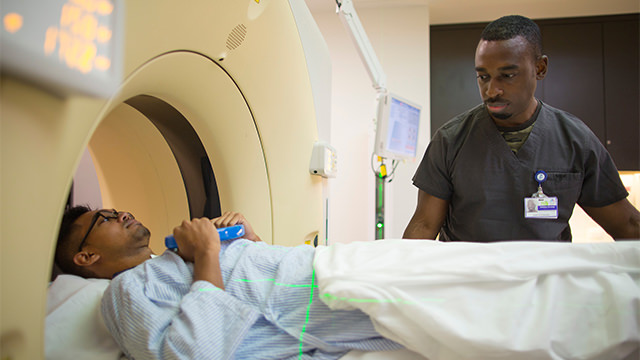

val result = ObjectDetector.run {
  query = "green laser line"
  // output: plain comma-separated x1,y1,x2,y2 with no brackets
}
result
218,277,448,305
298,267,316,359
224,273,455,359
229,278,448,304
202,271,616,356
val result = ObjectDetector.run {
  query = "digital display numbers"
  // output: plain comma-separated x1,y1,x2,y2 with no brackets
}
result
1,0,123,97
44,0,115,74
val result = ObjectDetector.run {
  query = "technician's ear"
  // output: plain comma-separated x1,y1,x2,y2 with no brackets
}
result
73,251,101,267
536,55,548,80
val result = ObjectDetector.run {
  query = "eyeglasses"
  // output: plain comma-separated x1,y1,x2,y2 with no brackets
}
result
77,209,128,251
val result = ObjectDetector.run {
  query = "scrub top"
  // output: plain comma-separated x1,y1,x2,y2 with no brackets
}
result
413,102,628,242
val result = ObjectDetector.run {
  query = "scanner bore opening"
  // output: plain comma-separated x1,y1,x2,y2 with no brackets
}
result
71,95,221,219
58,95,221,279
124,95,221,220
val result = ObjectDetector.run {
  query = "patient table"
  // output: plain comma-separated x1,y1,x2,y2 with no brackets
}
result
46,240,639,360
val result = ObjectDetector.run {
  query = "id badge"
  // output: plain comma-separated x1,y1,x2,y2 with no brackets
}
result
524,196,558,219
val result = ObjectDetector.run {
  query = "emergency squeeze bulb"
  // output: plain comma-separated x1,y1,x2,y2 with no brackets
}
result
164,225,245,250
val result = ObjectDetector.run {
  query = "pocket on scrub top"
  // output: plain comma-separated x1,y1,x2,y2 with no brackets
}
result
544,172,584,204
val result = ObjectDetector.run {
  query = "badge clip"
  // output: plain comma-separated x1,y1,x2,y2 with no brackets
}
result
532,170,548,197
525,170,558,219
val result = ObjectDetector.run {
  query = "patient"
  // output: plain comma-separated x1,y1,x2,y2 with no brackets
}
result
55,206,403,359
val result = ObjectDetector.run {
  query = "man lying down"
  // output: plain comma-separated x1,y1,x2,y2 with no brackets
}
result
54,206,404,359
55,206,640,360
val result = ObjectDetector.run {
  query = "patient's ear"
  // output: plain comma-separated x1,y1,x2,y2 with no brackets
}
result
73,251,100,267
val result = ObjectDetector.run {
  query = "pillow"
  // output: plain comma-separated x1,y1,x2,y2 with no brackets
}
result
46,274,122,360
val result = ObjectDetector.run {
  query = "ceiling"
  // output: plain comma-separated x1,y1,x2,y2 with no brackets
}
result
305,0,428,12
304,0,639,25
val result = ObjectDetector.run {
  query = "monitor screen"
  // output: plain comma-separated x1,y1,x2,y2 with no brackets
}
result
374,93,421,160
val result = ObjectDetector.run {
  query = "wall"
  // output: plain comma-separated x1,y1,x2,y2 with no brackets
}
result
308,4,430,242
73,148,103,209
571,173,640,242
428,0,639,25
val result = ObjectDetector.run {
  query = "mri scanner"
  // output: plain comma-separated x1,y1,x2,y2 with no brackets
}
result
1,0,332,358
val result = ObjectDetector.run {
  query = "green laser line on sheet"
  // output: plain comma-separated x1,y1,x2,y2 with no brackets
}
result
230,277,447,304
204,274,451,358
299,267,317,359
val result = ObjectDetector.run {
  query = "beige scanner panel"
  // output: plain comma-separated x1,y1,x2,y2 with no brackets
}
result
89,52,272,252
1,77,106,360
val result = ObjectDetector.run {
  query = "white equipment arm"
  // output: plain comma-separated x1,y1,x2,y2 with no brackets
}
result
335,0,387,95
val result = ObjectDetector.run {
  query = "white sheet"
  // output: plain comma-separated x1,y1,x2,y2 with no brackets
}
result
314,240,640,360
46,275,123,360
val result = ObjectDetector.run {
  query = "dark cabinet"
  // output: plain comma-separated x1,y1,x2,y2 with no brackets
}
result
430,25,483,129
430,14,639,170
539,22,605,142
602,19,640,170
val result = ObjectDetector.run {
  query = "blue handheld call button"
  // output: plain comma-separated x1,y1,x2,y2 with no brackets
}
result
164,224,245,250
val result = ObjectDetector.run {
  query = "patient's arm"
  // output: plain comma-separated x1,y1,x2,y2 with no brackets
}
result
173,217,225,289
582,198,640,240
101,251,260,360
212,211,262,242
403,190,449,240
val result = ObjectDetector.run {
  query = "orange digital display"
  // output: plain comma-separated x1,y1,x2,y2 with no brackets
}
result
1,0,122,97
3,12,23,33
41,0,114,74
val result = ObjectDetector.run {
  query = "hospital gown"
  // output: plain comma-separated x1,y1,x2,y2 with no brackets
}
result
101,239,402,360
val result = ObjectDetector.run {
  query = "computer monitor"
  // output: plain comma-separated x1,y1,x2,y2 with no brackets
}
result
373,93,421,160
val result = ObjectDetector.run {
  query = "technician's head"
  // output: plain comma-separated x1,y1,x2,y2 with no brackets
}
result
474,15,548,126
55,206,153,279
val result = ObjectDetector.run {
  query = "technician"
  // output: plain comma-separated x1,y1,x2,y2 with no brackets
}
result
403,15,640,241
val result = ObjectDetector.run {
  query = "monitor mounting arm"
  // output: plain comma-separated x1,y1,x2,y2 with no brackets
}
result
335,0,387,97
336,0,390,239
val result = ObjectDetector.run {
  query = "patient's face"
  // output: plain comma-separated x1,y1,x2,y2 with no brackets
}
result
74,209,153,278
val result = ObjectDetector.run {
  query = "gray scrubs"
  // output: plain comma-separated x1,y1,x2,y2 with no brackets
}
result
413,102,628,241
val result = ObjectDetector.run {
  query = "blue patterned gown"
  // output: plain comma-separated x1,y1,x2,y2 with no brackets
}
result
101,239,402,359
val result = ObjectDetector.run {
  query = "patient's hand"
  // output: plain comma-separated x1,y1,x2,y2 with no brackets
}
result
212,212,262,242
173,217,221,263
173,217,225,289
